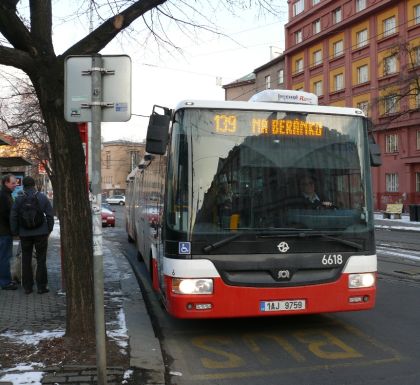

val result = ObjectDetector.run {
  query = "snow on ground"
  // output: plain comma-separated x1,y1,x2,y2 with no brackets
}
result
374,213,420,232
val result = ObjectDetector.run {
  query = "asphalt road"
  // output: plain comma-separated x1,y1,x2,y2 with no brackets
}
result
110,206,420,385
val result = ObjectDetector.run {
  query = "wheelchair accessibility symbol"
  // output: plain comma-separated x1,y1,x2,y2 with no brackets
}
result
179,242,191,255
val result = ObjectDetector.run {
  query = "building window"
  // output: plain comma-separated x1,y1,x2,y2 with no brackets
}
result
384,94,398,114
313,0,321,4
265,75,271,89
415,5,420,24
106,151,111,169
313,50,322,66
313,19,321,34
357,101,369,116
357,65,369,83
416,173,420,192
334,73,344,91
416,89,420,108
296,58,304,73
417,130,420,149
313,80,323,96
386,173,399,192
384,55,397,75
355,0,366,12
278,69,284,84
385,134,398,153
293,0,304,16
333,40,344,57
333,8,342,24
356,29,368,48
412,46,420,67
295,30,302,44
383,16,396,37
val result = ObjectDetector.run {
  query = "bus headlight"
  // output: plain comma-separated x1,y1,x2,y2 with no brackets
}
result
348,273,375,288
172,278,213,295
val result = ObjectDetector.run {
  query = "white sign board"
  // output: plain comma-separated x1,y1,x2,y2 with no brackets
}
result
64,55,132,122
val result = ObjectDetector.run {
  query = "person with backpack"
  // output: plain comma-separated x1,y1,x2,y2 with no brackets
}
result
10,176,54,294
0,174,18,290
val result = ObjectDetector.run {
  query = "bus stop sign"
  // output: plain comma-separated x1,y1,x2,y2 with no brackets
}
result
64,55,131,122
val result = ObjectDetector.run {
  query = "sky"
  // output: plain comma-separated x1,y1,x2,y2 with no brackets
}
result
51,1,288,142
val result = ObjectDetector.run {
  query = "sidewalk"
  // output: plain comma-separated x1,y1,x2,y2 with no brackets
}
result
0,223,165,385
374,212,420,231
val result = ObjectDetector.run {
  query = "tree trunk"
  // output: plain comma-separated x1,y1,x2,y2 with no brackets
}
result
31,62,95,339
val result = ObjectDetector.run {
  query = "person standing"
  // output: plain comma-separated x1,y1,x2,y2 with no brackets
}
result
10,176,54,294
0,174,18,290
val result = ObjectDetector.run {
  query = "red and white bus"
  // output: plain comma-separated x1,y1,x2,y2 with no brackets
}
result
126,90,381,319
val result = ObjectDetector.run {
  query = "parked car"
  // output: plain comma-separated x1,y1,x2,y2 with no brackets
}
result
101,207,115,227
105,195,125,205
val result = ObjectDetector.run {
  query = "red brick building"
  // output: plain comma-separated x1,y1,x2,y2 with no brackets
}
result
285,0,420,211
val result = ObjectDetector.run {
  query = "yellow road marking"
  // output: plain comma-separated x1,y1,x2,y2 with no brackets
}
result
190,357,402,381
192,336,245,369
294,330,363,359
243,333,306,363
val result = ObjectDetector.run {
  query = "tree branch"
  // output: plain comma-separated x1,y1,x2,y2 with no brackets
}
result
29,0,54,56
0,1,34,52
0,46,35,73
62,0,167,57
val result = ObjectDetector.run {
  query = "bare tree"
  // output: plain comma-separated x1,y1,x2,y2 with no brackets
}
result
0,0,280,341
373,41,420,125
0,75,52,177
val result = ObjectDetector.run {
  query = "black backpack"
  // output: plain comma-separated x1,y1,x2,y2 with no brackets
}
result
19,192,45,229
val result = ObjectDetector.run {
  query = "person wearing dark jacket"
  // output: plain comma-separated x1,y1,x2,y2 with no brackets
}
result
299,175,333,209
10,176,54,294
0,174,18,290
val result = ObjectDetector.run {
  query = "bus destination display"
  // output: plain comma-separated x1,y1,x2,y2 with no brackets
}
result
214,114,324,137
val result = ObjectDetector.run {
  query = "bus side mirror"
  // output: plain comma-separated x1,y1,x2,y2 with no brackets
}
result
368,136,382,167
146,105,171,155
365,119,381,167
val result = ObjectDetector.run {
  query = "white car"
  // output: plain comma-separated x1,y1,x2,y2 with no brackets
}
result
106,195,126,205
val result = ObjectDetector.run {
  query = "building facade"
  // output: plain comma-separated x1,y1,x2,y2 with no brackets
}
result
101,140,145,196
223,55,285,100
285,0,420,210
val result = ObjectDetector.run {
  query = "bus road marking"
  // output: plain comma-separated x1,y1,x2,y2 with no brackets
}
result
243,333,306,363
192,336,245,369
179,322,404,381
293,330,362,360
189,357,402,381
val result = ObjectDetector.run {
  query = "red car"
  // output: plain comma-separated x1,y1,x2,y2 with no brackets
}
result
101,207,115,227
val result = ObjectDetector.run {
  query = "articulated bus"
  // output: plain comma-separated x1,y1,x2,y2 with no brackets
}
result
126,89,381,319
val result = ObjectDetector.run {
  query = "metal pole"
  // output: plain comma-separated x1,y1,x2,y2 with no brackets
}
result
90,54,108,385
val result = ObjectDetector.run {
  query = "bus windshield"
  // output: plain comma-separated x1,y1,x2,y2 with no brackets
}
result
166,108,373,238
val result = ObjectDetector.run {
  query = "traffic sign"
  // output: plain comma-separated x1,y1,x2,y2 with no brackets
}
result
64,55,131,122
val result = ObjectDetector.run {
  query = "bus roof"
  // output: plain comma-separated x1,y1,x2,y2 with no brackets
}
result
174,99,365,117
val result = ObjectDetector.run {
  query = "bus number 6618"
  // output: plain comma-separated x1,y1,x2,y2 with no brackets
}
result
322,254,343,265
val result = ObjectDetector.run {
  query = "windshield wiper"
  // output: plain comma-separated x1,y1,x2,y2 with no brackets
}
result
203,233,243,253
320,235,363,250
202,228,302,253
257,230,364,250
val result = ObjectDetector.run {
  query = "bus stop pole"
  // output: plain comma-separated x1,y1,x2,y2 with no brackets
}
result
90,54,108,385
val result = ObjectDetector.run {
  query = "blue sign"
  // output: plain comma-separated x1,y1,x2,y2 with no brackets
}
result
178,242,191,255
